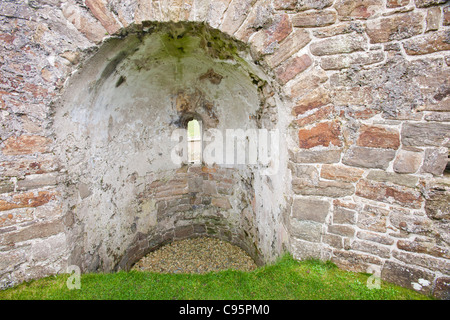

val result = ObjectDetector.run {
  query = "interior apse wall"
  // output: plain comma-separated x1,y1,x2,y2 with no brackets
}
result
53,23,290,272
0,0,449,299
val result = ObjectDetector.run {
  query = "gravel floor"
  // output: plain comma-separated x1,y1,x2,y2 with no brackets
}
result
131,236,257,274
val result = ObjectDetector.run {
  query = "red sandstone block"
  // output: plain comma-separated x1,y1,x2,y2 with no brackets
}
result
356,125,400,150
292,10,337,28
0,90,8,109
265,29,311,68
393,149,423,174
0,156,59,177
219,0,255,35
0,190,58,212
357,230,394,245
333,199,358,210
366,12,424,43
296,105,335,127
346,108,381,120
312,22,361,38
321,164,364,182
154,187,188,200
333,205,357,224
148,179,166,188
201,166,217,173
292,178,355,197
298,121,342,149
335,0,383,19
356,179,423,208
250,14,292,55
292,87,331,116
0,33,15,44
425,7,441,32
209,174,233,185
187,166,202,174
153,178,188,191
85,0,121,34
386,0,410,7
444,6,450,25
397,239,449,259
328,224,356,237
0,218,64,245
342,146,396,169
352,240,391,258
23,83,50,99
275,54,312,84
381,260,434,295
320,51,384,70
274,0,333,10
403,31,450,55
331,249,383,273
2,135,51,156
266,13,292,44
357,204,389,233
62,1,108,43
434,277,450,300
273,0,297,9
287,69,328,101
310,33,367,56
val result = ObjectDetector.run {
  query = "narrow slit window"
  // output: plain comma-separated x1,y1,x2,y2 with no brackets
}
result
445,150,450,176
187,119,202,164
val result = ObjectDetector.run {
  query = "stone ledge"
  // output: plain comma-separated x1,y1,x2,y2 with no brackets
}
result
381,260,435,295
0,218,64,247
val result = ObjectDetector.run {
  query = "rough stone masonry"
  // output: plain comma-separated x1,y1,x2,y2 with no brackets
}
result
0,0,449,299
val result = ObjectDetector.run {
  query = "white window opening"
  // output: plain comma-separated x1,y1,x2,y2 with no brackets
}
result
187,119,202,164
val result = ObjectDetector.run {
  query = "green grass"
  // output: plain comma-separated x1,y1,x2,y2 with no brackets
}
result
0,254,432,300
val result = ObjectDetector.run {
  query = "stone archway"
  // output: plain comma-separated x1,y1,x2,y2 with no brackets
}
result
0,0,449,298
54,21,290,272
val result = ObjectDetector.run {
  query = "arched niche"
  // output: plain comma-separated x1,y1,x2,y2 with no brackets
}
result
54,22,290,272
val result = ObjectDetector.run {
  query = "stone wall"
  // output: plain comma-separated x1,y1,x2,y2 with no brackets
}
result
116,165,263,271
0,0,449,298
281,1,450,299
